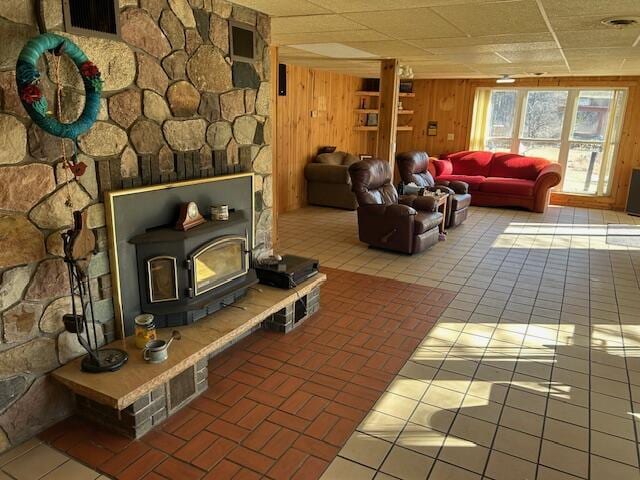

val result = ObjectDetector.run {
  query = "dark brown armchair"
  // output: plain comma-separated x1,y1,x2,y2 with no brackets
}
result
348,158,442,254
396,151,471,228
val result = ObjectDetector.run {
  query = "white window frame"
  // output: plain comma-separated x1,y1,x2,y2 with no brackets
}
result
481,87,627,196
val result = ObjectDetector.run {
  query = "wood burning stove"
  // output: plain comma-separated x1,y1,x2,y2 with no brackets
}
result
130,211,258,328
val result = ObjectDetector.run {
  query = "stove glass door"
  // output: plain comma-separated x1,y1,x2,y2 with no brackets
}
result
192,236,247,295
148,256,179,303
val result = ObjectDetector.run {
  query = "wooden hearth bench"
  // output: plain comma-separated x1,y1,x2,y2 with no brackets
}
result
52,274,326,438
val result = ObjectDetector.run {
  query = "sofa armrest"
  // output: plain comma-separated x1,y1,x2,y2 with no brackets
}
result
304,163,350,184
400,194,438,212
432,159,453,176
535,163,562,192
361,203,416,217
438,180,468,194
533,163,562,213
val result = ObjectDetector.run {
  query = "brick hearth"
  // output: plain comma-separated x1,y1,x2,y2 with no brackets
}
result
39,268,453,479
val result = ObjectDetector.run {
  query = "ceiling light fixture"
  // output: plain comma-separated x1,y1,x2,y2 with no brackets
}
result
496,74,515,84
398,64,414,79
601,17,638,28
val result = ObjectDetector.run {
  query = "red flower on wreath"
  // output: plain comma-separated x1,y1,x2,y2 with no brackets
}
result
20,84,42,105
80,61,100,78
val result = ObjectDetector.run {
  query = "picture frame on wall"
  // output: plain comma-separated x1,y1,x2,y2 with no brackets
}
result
359,155,373,161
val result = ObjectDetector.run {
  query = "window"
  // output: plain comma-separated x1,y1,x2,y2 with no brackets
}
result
472,87,627,196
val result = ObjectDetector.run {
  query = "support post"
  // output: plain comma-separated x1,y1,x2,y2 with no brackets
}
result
376,59,400,179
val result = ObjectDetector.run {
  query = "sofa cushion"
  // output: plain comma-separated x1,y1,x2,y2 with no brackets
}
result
315,152,345,165
489,152,550,180
480,177,535,196
437,174,486,191
341,153,360,167
449,151,493,176
414,212,442,234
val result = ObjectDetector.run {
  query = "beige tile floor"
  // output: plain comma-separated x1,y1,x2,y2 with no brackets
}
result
277,205,640,480
0,438,105,480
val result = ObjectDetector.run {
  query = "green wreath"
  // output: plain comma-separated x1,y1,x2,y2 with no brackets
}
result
15,33,103,141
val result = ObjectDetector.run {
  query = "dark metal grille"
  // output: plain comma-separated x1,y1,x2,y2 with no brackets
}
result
64,0,120,39
169,368,196,411
230,21,256,62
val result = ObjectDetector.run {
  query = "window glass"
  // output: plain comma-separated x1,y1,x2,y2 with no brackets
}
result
488,90,517,138
521,91,568,140
571,90,613,141
518,141,561,162
475,87,626,197
563,143,604,194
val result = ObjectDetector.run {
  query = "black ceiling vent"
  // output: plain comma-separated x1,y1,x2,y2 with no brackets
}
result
63,0,121,39
230,20,256,63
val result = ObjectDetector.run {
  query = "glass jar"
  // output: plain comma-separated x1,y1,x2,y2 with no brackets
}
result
134,314,156,349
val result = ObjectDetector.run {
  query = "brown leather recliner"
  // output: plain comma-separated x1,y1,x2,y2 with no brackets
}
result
349,158,443,254
396,151,471,228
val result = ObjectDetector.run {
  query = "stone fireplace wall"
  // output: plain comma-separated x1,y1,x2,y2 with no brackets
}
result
0,0,272,451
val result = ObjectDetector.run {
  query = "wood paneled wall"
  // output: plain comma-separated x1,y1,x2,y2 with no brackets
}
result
275,65,374,213
398,76,640,211
275,71,640,213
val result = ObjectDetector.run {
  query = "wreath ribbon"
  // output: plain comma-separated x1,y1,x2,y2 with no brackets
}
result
15,33,102,140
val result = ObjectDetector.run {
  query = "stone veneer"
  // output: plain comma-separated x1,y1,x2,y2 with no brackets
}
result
0,0,272,452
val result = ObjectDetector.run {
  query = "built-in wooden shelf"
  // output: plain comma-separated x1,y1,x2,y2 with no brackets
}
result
355,109,414,115
355,126,414,132
356,91,416,98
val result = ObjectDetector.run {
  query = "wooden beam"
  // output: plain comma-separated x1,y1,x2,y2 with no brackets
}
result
376,59,400,175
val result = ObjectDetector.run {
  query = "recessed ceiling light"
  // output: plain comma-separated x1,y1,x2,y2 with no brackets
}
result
601,17,639,27
289,43,377,59
496,74,515,84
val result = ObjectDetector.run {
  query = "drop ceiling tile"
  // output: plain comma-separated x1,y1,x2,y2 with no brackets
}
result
271,15,367,34
563,47,640,59
498,49,566,64
550,14,634,31
432,0,548,36
309,0,517,13
438,52,510,65
541,0,640,18
273,30,391,45
343,8,466,40
226,0,331,16
343,40,431,57
407,33,554,50
556,29,640,49
427,41,558,55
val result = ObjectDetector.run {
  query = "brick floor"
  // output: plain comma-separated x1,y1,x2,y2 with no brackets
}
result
40,268,452,479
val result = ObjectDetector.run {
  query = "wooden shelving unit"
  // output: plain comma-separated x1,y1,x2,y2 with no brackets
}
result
355,109,414,115
356,91,416,98
355,89,416,133
355,125,414,132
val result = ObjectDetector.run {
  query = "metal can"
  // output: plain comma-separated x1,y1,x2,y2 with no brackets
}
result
211,204,229,221
134,314,157,349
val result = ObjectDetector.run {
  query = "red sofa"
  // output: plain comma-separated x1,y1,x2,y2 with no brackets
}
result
429,151,562,213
